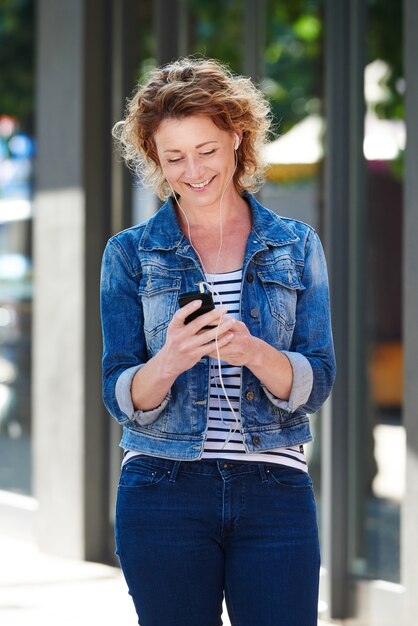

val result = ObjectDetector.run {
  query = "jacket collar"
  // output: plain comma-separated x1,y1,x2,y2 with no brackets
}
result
245,192,300,246
138,192,299,251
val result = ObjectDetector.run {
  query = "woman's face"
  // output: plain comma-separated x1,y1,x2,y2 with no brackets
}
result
154,115,238,211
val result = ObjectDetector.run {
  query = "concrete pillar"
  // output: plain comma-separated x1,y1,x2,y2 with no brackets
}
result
33,0,112,561
402,0,418,622
244,0,265,82
322,0,366,619
154,0,188,64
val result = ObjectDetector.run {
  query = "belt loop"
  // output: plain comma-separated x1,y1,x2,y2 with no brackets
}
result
258,463,268,484
168,461,181,483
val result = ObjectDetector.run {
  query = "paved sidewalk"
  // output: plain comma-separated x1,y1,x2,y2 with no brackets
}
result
0,534,339,626
0,535,138,626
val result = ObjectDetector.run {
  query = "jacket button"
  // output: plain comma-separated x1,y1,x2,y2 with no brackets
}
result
250,308,259,318
246,273,254,283
252,435,261,446
246,391,255,401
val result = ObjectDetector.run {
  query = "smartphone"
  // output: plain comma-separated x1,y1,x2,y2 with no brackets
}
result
179,291,215,326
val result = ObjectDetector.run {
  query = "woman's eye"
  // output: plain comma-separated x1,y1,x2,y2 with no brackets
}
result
201,149,216,156
167,157,183,163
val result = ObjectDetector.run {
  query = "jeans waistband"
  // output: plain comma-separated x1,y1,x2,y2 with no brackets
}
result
124,454,274,482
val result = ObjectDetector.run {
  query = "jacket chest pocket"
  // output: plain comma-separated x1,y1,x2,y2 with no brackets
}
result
258,264,304,333
138,274,181,347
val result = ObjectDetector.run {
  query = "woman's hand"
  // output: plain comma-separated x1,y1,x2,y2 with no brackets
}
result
206,319,258,367
207,320,293,402
159,300,236,378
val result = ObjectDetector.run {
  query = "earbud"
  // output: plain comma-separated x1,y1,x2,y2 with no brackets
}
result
233,133,240,150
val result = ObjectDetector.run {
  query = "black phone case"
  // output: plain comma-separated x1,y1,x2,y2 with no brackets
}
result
179,291,215,325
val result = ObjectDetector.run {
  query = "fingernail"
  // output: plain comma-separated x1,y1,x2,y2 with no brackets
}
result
192,300,202,307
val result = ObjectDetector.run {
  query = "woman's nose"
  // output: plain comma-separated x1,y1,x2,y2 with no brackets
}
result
183,156,204,180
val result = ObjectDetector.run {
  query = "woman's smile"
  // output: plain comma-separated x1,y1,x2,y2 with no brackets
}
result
185,176,215,190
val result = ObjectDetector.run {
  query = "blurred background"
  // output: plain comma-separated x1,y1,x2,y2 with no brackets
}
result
0,1,417,624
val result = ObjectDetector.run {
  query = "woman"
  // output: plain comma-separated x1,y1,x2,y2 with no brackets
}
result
101,57,336,626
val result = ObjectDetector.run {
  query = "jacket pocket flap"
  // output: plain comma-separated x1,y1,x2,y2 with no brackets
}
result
257,267,304,290
138,274,181,296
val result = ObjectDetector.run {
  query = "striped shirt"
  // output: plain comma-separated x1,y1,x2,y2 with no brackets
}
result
200,269,307,472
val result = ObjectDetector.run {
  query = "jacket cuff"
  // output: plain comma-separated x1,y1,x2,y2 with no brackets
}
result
115,365,170,426
261,351,313,413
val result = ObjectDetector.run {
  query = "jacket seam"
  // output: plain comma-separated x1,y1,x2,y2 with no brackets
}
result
108,238,135,277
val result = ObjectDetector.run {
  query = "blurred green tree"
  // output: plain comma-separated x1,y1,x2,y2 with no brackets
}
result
188,0,243,73
189,0,403,134
368,0,403,120
0,0,403,135
0,0,34,131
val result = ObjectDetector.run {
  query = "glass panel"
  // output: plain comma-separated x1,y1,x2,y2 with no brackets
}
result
350,0,404,583
0,1,35,495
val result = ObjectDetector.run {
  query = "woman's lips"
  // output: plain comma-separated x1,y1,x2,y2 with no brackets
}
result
185,176,215,191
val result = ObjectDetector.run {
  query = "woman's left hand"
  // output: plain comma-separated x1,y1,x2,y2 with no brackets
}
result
208,317,293,401
207,320,258,367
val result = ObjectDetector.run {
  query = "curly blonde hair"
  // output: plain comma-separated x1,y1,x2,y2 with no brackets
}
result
113,57,272,199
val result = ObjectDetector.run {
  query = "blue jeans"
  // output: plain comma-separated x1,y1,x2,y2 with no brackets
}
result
115,457,320,626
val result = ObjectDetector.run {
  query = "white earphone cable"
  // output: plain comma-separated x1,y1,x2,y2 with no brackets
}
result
167,147,241,448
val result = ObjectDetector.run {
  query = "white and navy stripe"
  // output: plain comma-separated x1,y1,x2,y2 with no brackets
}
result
201,269,307,472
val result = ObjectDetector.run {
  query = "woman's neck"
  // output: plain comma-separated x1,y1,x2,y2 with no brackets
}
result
175,194,250,235
174,196,252,274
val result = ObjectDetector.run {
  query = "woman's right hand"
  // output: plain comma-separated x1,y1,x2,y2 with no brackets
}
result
159,300,236,378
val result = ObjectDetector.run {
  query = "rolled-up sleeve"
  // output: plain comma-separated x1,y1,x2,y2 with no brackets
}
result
262,351,313,412
115,364,170,426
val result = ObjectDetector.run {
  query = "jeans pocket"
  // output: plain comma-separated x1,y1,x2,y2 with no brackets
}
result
119,460,166,489
268,466,313,491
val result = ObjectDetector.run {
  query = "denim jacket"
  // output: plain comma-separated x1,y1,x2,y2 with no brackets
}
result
101,192,336,460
